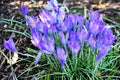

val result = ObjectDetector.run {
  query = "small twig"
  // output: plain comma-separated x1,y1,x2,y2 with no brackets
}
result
0,50,9,61
98,2,120,12
103,17,117,25
14,65,20,72
0,58,6,69
17,52,35,58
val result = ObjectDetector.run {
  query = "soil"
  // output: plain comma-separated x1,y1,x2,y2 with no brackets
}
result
0,0,120,80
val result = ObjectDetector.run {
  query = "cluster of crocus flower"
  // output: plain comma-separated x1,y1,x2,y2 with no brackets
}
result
4,0,115,67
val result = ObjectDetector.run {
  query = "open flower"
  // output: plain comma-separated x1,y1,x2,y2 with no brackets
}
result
89,21,105,36
57,7,65,22
26,16,40,28
57,22,68,32
41,36,55,54
4,37,17,52
39,10,54,28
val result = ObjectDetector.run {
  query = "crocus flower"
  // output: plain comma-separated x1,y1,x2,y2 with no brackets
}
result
103,29,115,46
44,0,58,10
36,21,44,33
89,21,105,36
48,24,57,33
78,15,84,31
67,40,80,55
68,32,80,55
26,16,39,28
77,29,88,44
42,24,49,37
21,6,28,16
4,37,17,52
39,10,54,28
67,14,76,29
64,17,73,31
59,31,69,46
89,21,99,34
57,22,68,32
96,35,104,48
30,28,42,49
96,45,110,61
88,35,96,49
56,46,68,67
21,5,116,67
88,11,100,21
33,35,55,64
96,29,115,62
41,36,55,54
57,7,65,22
69,31,78,41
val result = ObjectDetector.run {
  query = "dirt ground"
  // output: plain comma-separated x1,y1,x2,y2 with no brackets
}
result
0,0,120,79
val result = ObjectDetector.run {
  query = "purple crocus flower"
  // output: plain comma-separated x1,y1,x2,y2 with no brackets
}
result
96,29,115,62
96,45,110,61
59,31,69,45
56,46,68,67
30,28,42,49
77,29,88,44
89,21,99,34
39,10,54,28
68,32,80,55
4,37,17,52
32,33,54,64
57,22,68,32
103,29,115,46
96,35,104,48
88,11,100,21
32,33,55,64
89,21,105,35
36,21,44,33
26,16,40,28
88,35,96,49
69,31,78,41
41,36,55,54
67,14,76,29
66,20,73,31
78,15,84,31
67,40,80,55
44,0,58,10
49,0,58,8
21,6,28,16
48,24,57,33
57,7,65,22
